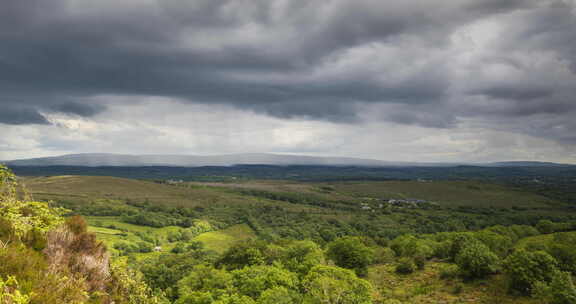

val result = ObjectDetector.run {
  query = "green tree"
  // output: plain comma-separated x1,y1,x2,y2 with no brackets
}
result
326,237,374,277
395,257,416,274
258,286,300,304
504,249,559,295
302,265,373,304
177,264,232,300
455,240,500,279
213,294,257,304
278,240,325,276
536,220,556,234
547,233,576,274
533,271,576,304
474,230,512,257
0,165,65,241
140,252,200,300
231,265,299,299
217,240,266,270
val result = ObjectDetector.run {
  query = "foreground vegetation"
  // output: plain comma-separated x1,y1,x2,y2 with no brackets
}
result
0,165,165,303
3,167,576,303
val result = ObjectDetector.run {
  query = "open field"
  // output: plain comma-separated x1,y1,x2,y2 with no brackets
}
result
190,179,566,209
328,180,562,208
192,224,256,253
85,215,255,257
23,176,567,212
22,175,323,212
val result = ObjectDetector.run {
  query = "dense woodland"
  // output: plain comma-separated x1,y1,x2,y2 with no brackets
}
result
2,165,576,303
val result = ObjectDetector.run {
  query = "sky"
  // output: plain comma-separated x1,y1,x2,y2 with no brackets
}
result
1,0,576,163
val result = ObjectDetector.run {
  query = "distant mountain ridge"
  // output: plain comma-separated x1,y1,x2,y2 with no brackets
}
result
5,153,462,167
3,153,573,168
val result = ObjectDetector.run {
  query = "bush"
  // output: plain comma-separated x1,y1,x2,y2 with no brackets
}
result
414,255,426,270
231,265,299,299
533,271,576,304
326,237,374,277
474,230,512,257
65,216,87,235
504,250,559,295
455,240,500,279
537,220,556,234
277,240,325,276
302,265,373,304
547,233,576,274
390,234,433,259
0,276,31,304
439,264,460,280
373,247,396,264
395,258,416,274
258,286,301,304
217,240,267,270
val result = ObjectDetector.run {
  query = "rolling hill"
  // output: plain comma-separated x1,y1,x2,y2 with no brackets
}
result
5,152,461,167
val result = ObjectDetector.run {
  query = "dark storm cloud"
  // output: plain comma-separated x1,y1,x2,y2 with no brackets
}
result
0,107,49,125
0,0,575,145
48,102,105,117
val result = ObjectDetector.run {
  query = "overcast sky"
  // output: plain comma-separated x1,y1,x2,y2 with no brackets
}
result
1,0,576,163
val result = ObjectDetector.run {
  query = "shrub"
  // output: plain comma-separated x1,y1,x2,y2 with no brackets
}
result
547,233,576,274
414,255,426,270
474,230,512,257
326,237,374,277
108,259,168,304
439,264,460,280
390,234,433,259
0,276,31,304
504,249,559,295
258,286,301,304
373,247,396,264
395,258,416,274
533,271,576,304
277,240,325,276
65,216,87,235
536,220,556,234
140,252,201,299
0,166,66,239
177,264,232,300
217,240,267,270
231,265,299,299
302,265,373,304
455,240,500,279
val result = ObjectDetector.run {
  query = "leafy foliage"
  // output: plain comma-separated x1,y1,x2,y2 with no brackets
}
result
504,249,560,295
533,271,576,304
0,166,162,303
0,276,31,304
302,265,373,304
326,237,374,277
0,165,65,241
454,240,500,279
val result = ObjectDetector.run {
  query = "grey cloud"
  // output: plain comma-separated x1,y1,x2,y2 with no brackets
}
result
0,107,49,125
0,0,575,145
48,102,105,117
471,86,554,101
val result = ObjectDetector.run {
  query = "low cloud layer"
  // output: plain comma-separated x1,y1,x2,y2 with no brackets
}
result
1,0,575,162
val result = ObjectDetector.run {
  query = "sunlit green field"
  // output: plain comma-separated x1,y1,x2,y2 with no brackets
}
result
85,216,255,257
192,224,256,254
